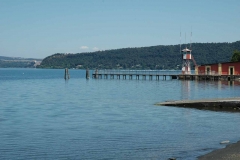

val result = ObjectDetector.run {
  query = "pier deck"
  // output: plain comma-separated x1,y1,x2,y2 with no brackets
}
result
92,70,240,81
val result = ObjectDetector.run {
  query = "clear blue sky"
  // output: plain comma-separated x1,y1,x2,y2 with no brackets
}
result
0,0,239,58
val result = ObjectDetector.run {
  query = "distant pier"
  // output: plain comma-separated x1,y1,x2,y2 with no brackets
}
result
92,69,240,81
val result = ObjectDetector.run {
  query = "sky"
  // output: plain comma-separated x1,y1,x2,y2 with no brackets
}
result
0,0,239,59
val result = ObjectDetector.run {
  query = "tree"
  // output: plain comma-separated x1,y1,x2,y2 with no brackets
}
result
231,50,240,62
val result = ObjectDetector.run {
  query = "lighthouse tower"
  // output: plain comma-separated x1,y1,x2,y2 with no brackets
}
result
181,47,192,74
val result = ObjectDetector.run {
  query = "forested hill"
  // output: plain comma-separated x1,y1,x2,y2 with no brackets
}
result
39,41,240,70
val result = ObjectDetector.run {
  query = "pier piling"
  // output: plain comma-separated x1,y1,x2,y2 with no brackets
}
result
86,68,90,79
94,69,98,79
64,68,70,80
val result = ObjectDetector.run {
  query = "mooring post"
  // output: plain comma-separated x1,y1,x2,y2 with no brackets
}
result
64,68,70,80
86,68,90,79
95,69,98,79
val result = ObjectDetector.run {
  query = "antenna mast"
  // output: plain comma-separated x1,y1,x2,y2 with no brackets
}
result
190,27,192,50
185,32,187,48
180,27,197,75
180,29,181,54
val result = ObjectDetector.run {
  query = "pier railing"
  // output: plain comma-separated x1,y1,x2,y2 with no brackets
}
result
198,71,220,75
96,69,182,75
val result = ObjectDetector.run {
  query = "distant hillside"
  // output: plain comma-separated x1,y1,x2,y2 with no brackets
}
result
0,56,41,61
0,56,42,68
38,41,240,70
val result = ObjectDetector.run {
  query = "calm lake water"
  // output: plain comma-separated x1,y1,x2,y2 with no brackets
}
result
0,68,240,160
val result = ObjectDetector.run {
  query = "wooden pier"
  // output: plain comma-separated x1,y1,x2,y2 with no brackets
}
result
91,70,240,81
92,70,179,80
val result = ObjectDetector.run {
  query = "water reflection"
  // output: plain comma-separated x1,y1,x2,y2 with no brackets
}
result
181,80,191,100
180,80,240,100
194,80,240,89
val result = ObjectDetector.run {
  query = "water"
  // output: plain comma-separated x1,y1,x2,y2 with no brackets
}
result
0,68,240,160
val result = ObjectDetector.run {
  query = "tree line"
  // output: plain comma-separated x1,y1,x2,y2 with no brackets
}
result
231,50,240,62
38,41,240,70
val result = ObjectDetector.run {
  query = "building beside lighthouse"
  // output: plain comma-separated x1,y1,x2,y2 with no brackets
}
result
196,61,240,76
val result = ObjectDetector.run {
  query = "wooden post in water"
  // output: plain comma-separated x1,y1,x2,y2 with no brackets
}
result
129,75,132,79
86,68,90,79
64,68,70,80
94,69,98,79
149,75,152,80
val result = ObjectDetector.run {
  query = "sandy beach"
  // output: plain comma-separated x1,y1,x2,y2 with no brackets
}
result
198,141,240,160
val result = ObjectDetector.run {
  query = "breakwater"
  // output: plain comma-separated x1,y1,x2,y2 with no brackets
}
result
156,97,240,112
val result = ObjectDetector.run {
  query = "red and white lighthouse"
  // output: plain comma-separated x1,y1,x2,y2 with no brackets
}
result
181,47,192,74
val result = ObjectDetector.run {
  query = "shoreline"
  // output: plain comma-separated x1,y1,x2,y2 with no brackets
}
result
198,140,240,160
156,97,240,159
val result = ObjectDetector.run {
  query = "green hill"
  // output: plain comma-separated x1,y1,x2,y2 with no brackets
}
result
38,41,240,70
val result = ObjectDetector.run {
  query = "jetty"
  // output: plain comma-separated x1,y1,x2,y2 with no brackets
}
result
92,70,179,80
92,69,240,81
156,97,240,112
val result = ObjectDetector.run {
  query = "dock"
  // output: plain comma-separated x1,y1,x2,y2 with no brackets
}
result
92,70,240,81
156,97,240,112
92,70,179,80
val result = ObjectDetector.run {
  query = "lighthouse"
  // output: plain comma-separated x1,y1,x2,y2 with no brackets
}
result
181,47,192,74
